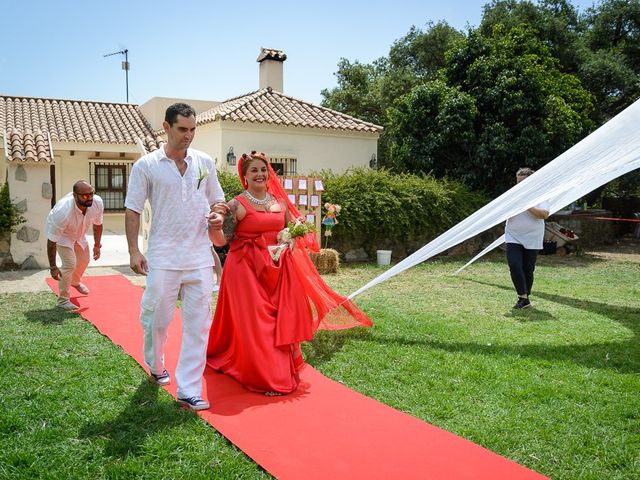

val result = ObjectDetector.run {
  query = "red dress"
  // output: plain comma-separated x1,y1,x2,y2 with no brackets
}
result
206,195,314,393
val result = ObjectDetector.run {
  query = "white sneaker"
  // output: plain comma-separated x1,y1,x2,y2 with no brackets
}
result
57,299,78,311
150,369,171,386
73,283,90,295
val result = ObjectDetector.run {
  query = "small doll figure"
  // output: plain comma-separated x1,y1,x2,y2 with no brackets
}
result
321,203,341,247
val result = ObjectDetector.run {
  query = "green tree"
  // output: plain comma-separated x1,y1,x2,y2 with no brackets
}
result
386,80,478,179
0,182,25,234
395,26,594,194
321,22,464,167
321,21,464,125
320,58,386,126
320,2,637,196
480,0,640,123
387,22,465,80
581,0,640,121
480,0,584,73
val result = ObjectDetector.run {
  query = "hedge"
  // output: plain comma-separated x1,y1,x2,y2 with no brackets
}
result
216,168,487,258
318,168,487,258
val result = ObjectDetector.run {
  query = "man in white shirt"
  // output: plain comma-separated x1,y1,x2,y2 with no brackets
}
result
125,103,225,411
46,180,104,310
505,168,550,309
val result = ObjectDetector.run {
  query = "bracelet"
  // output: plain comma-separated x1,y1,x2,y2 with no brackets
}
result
94,244,102,248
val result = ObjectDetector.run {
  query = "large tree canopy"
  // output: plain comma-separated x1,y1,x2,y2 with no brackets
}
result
386,81,477,177
480,0,584,73
480,0,640,123
321,0,639,195
581,0,640,121
388,26,593,194
321,21,464,123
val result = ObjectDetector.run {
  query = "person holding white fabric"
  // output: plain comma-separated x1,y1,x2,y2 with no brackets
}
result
505,168,550,309
125,103,225,411
46,180,103,311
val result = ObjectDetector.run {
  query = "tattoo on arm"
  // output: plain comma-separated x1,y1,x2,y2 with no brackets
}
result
222,199,238,242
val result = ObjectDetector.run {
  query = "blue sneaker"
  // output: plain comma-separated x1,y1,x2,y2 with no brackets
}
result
178,396,210,411
150,369,171,386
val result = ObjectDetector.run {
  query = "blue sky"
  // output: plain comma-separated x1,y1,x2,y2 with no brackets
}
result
1,0,597,107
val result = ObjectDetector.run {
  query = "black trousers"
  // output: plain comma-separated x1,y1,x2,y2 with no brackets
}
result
506,243,538,296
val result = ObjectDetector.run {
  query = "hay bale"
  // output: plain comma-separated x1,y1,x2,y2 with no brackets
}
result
310,248,340,274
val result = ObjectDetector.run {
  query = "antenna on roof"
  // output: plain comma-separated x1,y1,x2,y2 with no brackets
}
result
103,49,130,103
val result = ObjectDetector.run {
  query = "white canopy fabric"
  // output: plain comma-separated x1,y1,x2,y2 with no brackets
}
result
453,234,506,276
348,98,640,299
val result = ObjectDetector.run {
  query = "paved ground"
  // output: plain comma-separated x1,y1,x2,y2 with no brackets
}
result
0,265,146,294
0,234,146,294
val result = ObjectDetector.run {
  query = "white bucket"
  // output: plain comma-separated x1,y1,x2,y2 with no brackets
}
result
376,250,392,266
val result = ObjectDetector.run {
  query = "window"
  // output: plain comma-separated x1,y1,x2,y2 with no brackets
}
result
90,162,133,212
270,157,297,176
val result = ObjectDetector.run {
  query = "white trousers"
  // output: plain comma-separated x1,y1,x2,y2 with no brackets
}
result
57,243,90,303
140,267,214,398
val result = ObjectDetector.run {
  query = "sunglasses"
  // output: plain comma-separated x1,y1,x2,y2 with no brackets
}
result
75,191,95,198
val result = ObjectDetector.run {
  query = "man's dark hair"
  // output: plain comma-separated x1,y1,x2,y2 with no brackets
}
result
165,103,196,125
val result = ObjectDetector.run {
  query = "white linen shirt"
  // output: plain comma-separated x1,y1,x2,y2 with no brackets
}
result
46,193,104,249
505,200,551,250
125,146,225,270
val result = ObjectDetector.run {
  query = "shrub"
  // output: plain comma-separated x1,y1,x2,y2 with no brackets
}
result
0,182,25,234
217,170,244,201
318,168,486,257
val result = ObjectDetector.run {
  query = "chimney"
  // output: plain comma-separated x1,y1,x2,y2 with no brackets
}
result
257,48,286,92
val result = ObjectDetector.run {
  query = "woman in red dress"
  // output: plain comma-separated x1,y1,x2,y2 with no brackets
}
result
207,152,371,394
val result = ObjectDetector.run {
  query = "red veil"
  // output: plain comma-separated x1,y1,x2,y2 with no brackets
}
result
237,152,372,331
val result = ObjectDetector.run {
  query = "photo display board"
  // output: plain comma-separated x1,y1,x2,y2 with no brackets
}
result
280,176,324,245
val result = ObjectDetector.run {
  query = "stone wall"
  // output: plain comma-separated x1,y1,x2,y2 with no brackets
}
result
8,163,52,269
549,212,616,247
332,211,620,263
332,224,506,263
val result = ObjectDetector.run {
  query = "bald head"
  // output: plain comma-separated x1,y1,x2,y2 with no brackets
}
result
73,180,93,194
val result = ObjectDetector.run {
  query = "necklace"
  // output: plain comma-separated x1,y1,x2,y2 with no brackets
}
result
244,190,271,205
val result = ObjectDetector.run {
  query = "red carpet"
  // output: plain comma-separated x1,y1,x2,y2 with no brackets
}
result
47,275,548,479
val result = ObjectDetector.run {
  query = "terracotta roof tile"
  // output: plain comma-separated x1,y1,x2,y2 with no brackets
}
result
3,127,53,163
197,88,383,133
0,95,163,162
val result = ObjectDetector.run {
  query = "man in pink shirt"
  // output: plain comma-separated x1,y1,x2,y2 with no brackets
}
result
46,180,104,310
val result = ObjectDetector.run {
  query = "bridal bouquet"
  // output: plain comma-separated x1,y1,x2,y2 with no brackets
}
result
269,217,316,262
287,217,316,238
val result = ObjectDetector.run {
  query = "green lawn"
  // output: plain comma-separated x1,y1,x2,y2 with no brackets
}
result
1,251,639,479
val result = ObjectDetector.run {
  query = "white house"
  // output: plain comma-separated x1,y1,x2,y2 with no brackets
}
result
142,48,382,175
0,48,382,269
0,96,163,268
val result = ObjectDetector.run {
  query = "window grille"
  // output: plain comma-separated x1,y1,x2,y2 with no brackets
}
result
270,157,297,176
89,161,133,212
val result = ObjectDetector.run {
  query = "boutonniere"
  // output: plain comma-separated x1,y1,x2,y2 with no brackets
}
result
197,164,209,189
